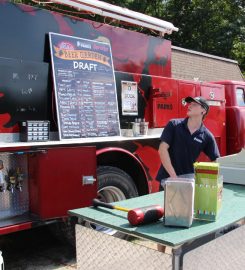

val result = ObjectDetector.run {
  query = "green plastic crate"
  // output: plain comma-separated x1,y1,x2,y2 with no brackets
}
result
194,162,223,221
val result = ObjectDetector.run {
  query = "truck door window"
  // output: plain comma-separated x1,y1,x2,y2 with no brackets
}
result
236,88,245,106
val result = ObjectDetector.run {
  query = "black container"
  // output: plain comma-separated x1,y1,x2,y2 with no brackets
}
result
20,120,50,142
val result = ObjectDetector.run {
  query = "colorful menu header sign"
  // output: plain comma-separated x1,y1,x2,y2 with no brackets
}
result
49,32,120,140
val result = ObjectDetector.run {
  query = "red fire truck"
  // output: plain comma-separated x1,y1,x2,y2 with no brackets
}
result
0,1,244,238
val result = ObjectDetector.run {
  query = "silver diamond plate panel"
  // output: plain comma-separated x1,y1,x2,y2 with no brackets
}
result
76,225,172,270
0,153,29,221
183,224,245,270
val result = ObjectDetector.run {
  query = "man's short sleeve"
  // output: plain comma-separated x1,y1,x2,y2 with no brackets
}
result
203,132,220,161
160,120,175,146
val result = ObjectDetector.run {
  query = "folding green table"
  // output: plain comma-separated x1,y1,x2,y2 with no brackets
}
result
69,184,245,270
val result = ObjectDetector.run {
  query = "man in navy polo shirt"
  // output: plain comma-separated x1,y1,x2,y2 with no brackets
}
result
156,96,220,190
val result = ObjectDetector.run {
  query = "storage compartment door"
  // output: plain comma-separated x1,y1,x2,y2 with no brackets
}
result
28,146,97,219
150,77,178,127
178,82,198,118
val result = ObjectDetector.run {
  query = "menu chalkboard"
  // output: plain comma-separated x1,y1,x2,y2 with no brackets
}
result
49,33,120,140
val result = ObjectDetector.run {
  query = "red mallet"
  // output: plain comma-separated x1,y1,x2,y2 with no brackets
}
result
92,199,164,226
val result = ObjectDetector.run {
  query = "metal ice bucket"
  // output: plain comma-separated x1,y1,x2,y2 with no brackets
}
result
163,177,195,228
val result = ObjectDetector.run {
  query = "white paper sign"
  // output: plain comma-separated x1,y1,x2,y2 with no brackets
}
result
121,81,138,115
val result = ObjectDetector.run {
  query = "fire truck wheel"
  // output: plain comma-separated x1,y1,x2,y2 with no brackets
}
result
84,166,138,238
97,166,138,200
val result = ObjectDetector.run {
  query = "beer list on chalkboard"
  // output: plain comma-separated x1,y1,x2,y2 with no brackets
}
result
49,32,120,140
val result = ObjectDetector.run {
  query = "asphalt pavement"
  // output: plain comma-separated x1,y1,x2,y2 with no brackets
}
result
0,225,76,269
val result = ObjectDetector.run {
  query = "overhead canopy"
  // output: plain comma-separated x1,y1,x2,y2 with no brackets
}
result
52,0,179,35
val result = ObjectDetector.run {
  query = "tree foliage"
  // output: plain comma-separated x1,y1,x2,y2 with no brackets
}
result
162,0,245,75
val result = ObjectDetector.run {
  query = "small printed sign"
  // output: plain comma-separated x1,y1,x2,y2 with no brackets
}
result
121,81,138,116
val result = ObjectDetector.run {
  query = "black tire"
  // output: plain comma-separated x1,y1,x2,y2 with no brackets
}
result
84,166,138,238
97,166,138,201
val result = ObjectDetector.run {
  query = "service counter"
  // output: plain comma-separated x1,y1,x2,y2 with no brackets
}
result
69,184,245,270
0,128,162,151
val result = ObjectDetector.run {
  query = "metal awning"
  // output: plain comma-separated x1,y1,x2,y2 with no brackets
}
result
52,0,179,35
